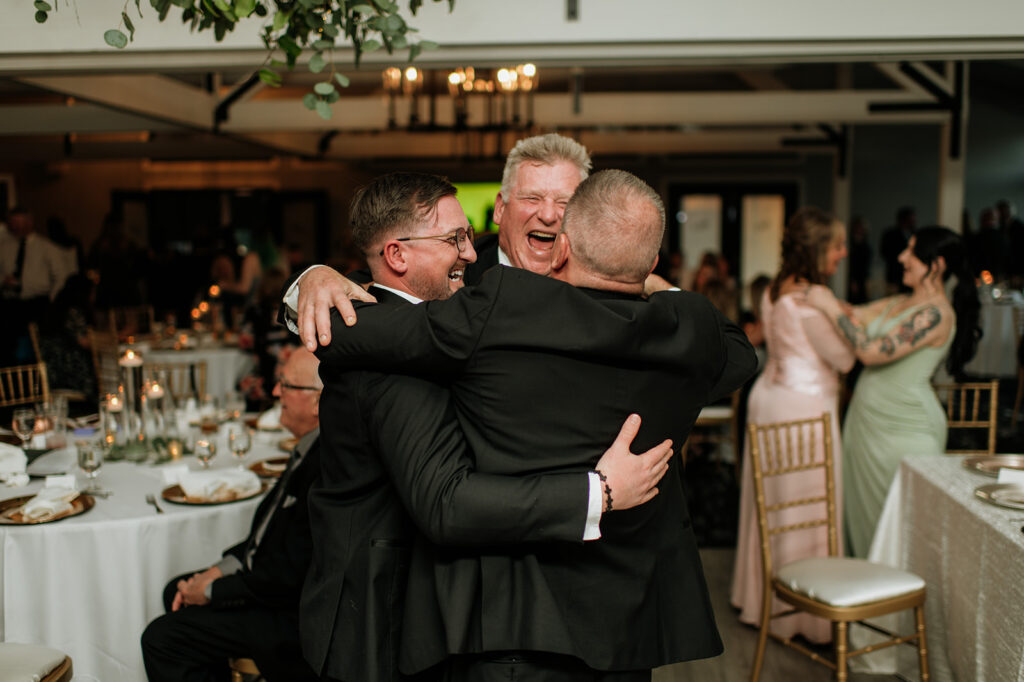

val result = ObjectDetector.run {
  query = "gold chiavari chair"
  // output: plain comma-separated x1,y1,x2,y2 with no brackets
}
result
147,361,208,404
0,643,72,682
27,322,89,403
87,328,122,397
748,414,929,682
934,380,999,455
0,362,50,409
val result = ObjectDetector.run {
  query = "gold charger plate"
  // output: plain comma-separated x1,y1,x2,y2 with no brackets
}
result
250,457,289,478
974,483,1024,511
161,482,268,506
963,454,1024,477
244,416,283,432
0,493,95,525
278,437,297,453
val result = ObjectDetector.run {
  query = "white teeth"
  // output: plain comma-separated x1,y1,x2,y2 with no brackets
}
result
528,231,555,241
449,270,464,280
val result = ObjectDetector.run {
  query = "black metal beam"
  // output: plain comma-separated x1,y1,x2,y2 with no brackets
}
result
317,130,339,156
214,72,260,131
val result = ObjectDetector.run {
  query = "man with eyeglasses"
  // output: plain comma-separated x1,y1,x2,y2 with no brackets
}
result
301,172,674,682
142,347,323,682
317,170,757,681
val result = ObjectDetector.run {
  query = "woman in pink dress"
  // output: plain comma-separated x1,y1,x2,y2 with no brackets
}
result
730,207,855,643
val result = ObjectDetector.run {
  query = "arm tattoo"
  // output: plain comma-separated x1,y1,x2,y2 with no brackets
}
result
893,306,942,349
837,314,869,350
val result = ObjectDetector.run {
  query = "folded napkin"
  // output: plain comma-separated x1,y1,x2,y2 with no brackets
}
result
21,486,80,521
997,468,1024,486
179,469,261,502
257,405,282,430
0,443,29,487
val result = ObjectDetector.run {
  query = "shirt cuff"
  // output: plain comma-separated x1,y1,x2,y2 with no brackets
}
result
583,471,603,541
282,264,325,334
215,555,243,576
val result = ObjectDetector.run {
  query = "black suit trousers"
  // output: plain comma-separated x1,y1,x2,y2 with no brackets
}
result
141,571,317,682
442,653,649,682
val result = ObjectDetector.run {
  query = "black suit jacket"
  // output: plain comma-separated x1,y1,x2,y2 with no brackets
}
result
211,435,321,611
318,267,758,673
464,232,500,286
302,286,592,682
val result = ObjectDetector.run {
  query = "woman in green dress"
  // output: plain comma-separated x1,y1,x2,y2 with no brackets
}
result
807,226,980,557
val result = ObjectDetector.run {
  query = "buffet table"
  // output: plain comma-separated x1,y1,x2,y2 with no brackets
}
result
851,454,1024,681
0,429,286,682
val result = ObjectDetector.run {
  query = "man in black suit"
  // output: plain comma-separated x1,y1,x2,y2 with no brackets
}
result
141,347,323,682
318,169,758,681
302,172,675,682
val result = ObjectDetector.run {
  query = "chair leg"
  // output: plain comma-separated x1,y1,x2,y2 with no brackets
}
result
749,600,772,682
1012,368,1023,430
834,621,848,682
915,605,930,681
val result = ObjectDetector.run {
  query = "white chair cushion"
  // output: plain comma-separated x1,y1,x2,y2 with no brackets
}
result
0,642,66,682
698,406,733,420
775,557,925,607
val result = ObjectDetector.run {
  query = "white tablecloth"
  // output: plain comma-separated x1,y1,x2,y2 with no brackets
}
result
0,430,286,682
963,297,1022,378
851,455,1024,681
146,346,256,400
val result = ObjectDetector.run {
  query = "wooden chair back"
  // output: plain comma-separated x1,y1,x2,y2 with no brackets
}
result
88,328,122,397
934,380,999,455
1012,307,1024,430
0,362,51,408
147,361,208,404
96,305,156,338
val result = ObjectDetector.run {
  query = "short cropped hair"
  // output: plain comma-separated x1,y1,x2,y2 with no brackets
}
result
350,172,457,255
500,134,592,200
561,170,665,282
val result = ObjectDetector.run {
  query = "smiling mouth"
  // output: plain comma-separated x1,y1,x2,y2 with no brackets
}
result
448,268,464,283
527,230,556,250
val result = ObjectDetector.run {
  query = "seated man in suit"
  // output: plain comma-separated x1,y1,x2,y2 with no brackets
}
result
318,169,758,681
301,171,674,682
141,346,322,682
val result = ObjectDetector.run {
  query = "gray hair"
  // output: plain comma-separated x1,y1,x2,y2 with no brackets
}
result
500,134,592,199
561,169,665,281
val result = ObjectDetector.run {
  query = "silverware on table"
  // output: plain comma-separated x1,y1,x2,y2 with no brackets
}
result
145,493,164,514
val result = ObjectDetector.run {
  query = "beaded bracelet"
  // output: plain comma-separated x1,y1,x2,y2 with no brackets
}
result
594,469,613,513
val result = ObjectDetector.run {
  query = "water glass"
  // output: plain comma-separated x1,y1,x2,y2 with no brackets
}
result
227,424,252,468
12,408,35,448
195,439,217,469
77,440,103,492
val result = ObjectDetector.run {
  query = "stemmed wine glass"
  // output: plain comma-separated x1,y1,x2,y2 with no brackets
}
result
76,440,103,493
227,423,252,469
12,408,35,449
195,439,217,469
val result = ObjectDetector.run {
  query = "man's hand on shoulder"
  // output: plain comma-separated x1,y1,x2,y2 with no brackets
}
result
297,266,377,351
596,414,673,511
643,273,677,298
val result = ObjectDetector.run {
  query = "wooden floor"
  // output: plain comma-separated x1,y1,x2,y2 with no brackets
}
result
652,548,904,682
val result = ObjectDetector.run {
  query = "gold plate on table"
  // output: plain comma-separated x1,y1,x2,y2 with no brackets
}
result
963,454,1024,477
277,437,297,453
244,417,282,432
974,483,1024,511
250,457,289,478
161,482,268,506
0,493,95,525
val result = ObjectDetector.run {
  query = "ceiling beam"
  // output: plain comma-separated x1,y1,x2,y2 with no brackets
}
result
16,74,216,130
0,103,179,135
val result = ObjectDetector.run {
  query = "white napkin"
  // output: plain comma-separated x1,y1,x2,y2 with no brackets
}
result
21,486,80,521
179,469,261,502
997,468,1024,485
0,442,28,484
160,464,191,487
257,404,282,430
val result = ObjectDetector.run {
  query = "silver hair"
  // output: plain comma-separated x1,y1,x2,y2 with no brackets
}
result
500,134,592,199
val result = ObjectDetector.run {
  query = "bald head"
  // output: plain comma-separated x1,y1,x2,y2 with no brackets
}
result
552,170,665,290
273,347,322,439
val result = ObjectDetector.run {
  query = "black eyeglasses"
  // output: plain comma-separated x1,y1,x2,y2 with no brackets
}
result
379,227,472,256
277,380,320,392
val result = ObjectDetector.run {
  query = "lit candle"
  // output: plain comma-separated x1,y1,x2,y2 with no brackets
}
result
147,382,165,399
107,395,123,412
119,349,144,367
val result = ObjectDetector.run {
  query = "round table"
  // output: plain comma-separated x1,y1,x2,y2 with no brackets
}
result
146,346,257,400
963,295,1023,378
0,428,287,682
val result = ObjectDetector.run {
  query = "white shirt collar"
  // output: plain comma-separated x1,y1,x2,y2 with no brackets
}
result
497,245,511,267
372,283,423,304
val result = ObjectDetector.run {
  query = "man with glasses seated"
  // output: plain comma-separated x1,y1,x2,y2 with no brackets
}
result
299,172,672,682
141,346,323,682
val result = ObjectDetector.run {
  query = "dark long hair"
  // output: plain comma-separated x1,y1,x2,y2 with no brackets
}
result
770,206,839,301
911,226,981,379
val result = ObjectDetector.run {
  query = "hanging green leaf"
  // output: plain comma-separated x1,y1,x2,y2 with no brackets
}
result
361,38,381,52
271,9,289,31
334,72,351,87
234,0,256,18
315,99,332,120
313,39,333,50
123,12,136,40
104,29,129,48
322,23,339,37
34,1,52,11
314,82,336,96
34,10,47,22
303,93,317,110
419,39,438,51
309,52,326,73
352,4,376,14
258,67,282,86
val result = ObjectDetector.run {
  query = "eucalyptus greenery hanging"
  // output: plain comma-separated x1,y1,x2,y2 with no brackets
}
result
31,0,453,120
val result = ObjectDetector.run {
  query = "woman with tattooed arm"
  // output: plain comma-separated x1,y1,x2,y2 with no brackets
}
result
806,226,980,557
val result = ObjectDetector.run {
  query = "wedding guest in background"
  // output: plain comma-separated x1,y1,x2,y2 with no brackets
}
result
731,207,855,645
806,226,980,557
880,206,915,294
36,273,97,404
141,347,322,682
972,206,1007,280
87,212,147,309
